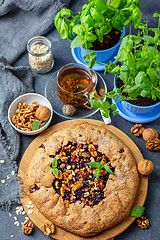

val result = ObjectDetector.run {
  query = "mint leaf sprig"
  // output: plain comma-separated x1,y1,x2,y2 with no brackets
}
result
52,158,59,176
90,14,160,117
130,206,145,218
31,120,41,131
88,161,115,180
89,91,118,119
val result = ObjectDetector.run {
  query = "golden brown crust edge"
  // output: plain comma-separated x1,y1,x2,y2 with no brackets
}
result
24,123,139,237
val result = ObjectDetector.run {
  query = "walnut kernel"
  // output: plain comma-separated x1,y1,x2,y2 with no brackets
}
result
136,216,149,229
142,128,158,141
138,159,154,175
22,218,33,235
146,138,160,151
131,124,145,136
41,220,55,235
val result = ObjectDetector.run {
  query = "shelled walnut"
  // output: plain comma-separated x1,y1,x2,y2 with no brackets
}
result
22,218,33,235
131,124,145,136
12,101,45,131
136,216,149,229
41,220,55,235
146,138,160,151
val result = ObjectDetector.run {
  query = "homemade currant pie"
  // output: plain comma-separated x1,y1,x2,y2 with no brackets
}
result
24,123,139,237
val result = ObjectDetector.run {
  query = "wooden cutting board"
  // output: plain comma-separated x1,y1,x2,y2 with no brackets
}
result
18,119,148,240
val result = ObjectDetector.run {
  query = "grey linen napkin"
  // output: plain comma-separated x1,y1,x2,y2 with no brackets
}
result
0,0,70,64
0,56,34,210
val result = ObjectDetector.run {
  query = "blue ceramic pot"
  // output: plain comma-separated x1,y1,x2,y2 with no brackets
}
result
80,27,125,62
114,75,160,114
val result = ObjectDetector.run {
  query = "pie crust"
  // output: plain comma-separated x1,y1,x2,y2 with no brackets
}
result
24,123,139,237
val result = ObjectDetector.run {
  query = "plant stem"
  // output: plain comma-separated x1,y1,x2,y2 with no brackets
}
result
96,61,106,65
129,23,132,35
85,34,89,55
152,86,160,93
146,60,154,75
122,8,130,11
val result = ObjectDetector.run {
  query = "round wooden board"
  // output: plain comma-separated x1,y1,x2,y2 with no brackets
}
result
18,119,148,240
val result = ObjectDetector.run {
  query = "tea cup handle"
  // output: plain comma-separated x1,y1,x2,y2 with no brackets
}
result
83,92,94,109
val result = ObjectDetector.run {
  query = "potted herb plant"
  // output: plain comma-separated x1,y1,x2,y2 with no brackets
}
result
90,13,160,122
54,0,142,69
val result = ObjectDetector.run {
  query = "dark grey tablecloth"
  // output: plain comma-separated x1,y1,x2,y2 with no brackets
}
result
0,57,33,210
0,0,70,64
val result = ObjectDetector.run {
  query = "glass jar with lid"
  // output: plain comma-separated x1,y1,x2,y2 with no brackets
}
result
27,36,54,73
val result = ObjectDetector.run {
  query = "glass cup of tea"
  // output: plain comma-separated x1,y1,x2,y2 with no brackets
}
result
57,63,96,108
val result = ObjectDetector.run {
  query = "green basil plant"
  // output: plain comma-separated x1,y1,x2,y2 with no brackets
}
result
90,13,160,118
54,0,142,69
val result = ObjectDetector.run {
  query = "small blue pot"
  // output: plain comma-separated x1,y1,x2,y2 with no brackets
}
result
80,27,125,62
114,75,160,114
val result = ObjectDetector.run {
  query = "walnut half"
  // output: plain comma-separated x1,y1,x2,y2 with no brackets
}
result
22,218,33,235
41,220,55,236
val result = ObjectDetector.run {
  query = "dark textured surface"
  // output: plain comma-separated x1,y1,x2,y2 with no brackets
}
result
0,0,160,239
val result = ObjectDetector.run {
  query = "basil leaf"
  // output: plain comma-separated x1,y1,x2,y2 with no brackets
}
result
52,158,58,168
94,0,108,11
104,164,115,175
31,121,41,131
52,168,59,176
130,206,145,218
72,24,83,35
132,8,142,29
95,168,101,180
110,0,121,9
71,36,85,48
81,14,94,28
60,8,74,17
60,19,68,40
83,51,97,69
153,12,160,18
86,32,97,42
90,7,105,22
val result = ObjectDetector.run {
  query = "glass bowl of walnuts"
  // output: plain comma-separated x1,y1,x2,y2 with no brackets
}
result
8,93,53,135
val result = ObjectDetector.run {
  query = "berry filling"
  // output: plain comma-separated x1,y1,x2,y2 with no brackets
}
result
119,149,124,153
30,184,40,193
50,142,114,207
39,144,45,149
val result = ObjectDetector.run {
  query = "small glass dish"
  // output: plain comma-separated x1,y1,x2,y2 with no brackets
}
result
27,36,54,73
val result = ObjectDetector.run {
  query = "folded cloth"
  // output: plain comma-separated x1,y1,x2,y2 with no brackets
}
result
0,57,34,210
0,0,70,64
